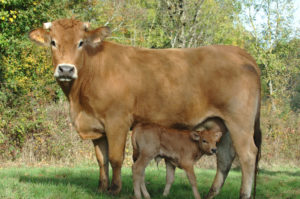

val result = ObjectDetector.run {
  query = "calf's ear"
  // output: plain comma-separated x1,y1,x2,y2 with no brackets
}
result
29,28,50,46
215,131,223,141
86,26,111,46
190,131,200,141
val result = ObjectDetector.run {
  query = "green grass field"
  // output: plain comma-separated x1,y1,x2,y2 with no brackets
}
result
0,166,299,199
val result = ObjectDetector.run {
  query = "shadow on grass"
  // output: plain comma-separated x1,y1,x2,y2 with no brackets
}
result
18,169,135,198
258,169,300,177
231,167,300,177
18,167,295,199
17,168,218,199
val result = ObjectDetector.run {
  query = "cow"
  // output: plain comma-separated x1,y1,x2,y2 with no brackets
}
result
29,18,261,199
131,122,224,199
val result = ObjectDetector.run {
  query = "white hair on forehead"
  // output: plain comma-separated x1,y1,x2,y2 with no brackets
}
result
43,22,52,29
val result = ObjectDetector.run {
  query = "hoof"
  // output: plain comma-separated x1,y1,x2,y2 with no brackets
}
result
239,194,251,199
205,188,218,199
97,180,109,193
108,183,121,195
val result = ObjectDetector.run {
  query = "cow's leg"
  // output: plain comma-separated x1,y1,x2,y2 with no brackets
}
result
92,137,109,192
163,160,176,196
105,117,131,194
183,165,201,199
206,132,235,199
225,119,257,199
132,155,152,199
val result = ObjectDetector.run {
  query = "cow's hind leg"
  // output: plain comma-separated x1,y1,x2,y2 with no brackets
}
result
206,132,235,199
93,137,109,192
225,119,258,199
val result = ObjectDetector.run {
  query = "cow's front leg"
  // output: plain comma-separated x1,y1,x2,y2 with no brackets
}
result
105,116,131,194
92,137,109,192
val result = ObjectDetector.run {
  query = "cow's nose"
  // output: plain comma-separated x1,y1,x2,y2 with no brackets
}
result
58,65,75,77
211,148,217,154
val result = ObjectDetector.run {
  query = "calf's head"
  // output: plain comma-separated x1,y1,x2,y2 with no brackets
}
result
29,19,110,82
190,130,222,155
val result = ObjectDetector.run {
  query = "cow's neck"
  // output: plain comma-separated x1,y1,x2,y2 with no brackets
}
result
57,80,74,100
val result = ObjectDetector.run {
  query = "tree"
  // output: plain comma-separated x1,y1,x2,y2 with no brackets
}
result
241,0,296,111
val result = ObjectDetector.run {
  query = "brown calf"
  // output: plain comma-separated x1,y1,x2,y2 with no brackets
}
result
131,123,223,199
29,19,261,198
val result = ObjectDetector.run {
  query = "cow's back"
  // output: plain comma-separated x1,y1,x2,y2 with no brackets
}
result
118,44,261,127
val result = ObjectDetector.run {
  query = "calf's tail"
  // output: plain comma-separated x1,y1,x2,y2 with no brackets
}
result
131,131,139,162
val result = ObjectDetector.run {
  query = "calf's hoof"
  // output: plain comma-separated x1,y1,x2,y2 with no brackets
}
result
205,188,218,199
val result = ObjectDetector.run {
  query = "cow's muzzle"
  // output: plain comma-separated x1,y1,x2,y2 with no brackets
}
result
54,64,78,81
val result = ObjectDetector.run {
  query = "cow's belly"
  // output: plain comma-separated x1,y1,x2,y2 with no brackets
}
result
73,111,105,140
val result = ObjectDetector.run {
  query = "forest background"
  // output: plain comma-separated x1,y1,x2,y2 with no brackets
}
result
0,0,299,168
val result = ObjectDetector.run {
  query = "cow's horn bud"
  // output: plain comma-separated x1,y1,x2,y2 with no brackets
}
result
43,22,52,29
83,22,90,30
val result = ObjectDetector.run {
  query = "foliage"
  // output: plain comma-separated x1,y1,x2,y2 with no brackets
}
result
241,0,299,110
0,0,299,166
291,74,300,111
0,0,76,160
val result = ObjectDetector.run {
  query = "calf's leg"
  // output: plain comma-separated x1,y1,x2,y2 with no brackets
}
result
141,172,151,199
92,137,109,192
184,165,201,199
132,155,152,199
206,132,235,199
163,160,176,196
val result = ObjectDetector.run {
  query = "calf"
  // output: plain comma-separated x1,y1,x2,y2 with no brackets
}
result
131,122,223,199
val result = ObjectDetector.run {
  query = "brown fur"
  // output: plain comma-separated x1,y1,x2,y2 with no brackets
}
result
29,19,261,198
131,122,224,199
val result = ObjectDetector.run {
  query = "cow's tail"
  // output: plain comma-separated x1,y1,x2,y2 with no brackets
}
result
253,107,262,199
131,130,139,163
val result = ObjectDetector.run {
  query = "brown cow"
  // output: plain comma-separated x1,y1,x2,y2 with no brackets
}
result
131,122,224,199
29,18,261,199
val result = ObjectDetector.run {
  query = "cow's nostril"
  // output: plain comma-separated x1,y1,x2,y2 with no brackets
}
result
59,66,64,72
70,67,74,72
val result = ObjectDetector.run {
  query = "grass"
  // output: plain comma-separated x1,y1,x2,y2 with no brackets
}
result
0,165,299,199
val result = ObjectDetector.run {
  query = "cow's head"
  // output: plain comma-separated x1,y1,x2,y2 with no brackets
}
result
190,129,222,155
29,19,110,82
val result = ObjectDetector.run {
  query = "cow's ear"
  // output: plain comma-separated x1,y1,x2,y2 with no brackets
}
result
86,26,110,46
190,131,200,141
29,28,50,46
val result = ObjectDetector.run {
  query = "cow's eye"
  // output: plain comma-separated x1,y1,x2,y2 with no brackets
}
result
202,139,207,143
51,40,56,47
50,40,57,48
78,40,84,48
